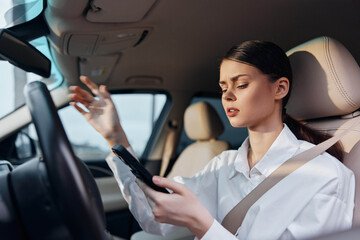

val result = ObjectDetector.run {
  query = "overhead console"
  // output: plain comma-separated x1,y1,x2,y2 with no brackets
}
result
45,0,157,84
64,28,151,56
63,28,151,83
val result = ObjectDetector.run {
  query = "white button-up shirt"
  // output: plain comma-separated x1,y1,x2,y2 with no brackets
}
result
106,124,355,240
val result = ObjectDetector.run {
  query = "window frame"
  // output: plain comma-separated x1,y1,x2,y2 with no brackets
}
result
109,89,172,162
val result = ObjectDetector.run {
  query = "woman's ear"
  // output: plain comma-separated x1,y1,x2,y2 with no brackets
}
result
274,77,290,100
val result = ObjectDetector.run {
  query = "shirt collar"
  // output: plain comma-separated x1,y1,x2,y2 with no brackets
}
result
228,138,250,179
229,124,300,179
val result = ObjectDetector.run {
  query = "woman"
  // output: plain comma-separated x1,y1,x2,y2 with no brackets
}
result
69,40,354,240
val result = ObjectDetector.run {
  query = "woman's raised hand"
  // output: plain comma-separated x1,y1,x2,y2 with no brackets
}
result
69,76,129,147
137,176,214,239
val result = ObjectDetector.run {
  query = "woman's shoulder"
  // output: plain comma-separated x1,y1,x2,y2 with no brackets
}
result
298,139,354,181
290,140,354,203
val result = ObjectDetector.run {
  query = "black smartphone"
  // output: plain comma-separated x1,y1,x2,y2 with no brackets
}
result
112,145,169,194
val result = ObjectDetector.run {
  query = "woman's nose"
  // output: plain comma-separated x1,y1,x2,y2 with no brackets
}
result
222,89,236,101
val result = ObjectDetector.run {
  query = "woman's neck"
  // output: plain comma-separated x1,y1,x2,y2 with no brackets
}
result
247,120,284,169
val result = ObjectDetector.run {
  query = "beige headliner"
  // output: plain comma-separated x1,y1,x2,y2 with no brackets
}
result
45,0,360,94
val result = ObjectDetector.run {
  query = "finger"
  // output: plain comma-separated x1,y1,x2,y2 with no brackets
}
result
99,85,111,98
152,176,186,194
69,86,95,102
68,94,90,108
69,102,88,116
80,76,99,95
68,92,87,103
135,179,161,201
70,86,95,102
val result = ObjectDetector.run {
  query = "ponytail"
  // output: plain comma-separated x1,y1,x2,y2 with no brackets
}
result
283,114,344,162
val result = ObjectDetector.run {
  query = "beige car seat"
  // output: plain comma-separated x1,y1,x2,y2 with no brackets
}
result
286,36,360,225
166,101,229,179
131,102,229,240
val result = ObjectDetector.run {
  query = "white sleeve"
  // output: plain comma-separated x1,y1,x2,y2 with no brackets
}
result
105,147,180,236
196,220,238,240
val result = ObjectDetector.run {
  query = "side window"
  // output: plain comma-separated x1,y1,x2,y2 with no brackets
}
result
177,96,248,154
59,93,167,159
25,93,168,160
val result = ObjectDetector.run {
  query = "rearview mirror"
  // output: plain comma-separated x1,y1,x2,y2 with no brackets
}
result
0,29,51,78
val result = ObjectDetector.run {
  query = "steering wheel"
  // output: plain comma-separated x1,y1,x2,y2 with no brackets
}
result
3,81,108,239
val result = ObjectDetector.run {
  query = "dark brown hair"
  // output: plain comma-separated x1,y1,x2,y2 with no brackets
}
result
223,40,343,161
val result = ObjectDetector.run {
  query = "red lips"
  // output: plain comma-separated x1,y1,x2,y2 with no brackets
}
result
226,108,239,117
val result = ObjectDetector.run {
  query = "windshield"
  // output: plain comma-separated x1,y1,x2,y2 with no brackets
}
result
0,0,43,28
0,1,64,119
0,37,63,119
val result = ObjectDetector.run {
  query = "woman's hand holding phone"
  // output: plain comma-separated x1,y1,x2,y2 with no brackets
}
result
137,176,214,239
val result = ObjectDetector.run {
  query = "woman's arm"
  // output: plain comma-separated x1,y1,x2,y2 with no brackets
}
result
69,77,181,235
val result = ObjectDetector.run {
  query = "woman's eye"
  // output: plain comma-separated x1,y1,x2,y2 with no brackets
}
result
220,89,227,93
237,84,248,89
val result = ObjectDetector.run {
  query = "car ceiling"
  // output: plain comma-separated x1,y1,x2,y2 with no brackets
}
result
45,0,360,94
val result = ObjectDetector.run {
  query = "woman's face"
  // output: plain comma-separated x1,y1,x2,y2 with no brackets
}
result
219,59,282,129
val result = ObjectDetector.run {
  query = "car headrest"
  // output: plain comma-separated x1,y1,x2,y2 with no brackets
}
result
184,102,224,141
286,36,360,120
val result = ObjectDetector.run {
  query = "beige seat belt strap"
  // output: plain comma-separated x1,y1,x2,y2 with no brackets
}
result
160,121,178,177
221,117,360,235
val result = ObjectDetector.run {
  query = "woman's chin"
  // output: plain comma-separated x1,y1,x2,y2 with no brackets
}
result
228,120,248,128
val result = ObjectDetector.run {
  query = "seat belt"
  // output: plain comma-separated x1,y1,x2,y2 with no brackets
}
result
221,117,360,235
160,120,178,177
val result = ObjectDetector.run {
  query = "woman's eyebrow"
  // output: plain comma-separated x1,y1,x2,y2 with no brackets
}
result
230,74,249,81
219,74,250,85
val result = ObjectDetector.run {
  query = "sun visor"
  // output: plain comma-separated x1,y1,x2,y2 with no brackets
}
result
65,28,150,56
78,55,120,84
86,0,157,23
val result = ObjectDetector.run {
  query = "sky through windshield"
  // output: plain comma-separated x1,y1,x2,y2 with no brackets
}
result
0,0,43,28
